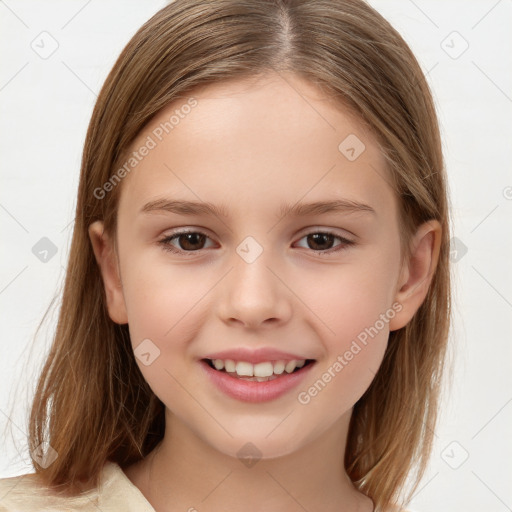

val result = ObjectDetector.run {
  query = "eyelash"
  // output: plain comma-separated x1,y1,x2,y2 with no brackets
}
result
157,229,355,256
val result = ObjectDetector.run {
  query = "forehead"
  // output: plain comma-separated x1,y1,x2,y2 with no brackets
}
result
117,72,396,222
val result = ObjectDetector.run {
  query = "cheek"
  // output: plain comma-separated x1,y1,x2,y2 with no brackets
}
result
294,267,394,422
120,250,211,341
290,248,399,340
119,254,219,406
289,256,396,414
120,262,210,415
295,334,387,439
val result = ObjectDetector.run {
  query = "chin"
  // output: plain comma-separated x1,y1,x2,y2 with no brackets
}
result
200,425,314,464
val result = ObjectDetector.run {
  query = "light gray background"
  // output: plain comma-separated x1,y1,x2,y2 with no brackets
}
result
1,1,511,511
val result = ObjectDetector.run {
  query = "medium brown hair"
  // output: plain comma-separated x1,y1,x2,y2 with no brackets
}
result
24,1,451,509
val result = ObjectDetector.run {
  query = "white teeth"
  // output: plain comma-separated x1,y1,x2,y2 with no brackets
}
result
224,359,236,372
285,360,297,373
253,362,274,378
273,360,285,374
208,358,310,377
235,361,253,376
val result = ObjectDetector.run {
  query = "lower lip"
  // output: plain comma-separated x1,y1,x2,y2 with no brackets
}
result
199,360,315,403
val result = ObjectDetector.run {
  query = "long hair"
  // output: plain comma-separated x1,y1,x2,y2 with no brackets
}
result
26,1,451,509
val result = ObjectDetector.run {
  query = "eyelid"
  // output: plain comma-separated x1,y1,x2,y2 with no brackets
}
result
296,224,357,240
158,228,215,255
158,227,356,255
293,230,355,254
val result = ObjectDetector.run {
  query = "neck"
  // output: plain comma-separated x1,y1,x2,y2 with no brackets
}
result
124,408,373,512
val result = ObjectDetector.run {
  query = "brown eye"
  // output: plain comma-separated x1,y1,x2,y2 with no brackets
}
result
175,232,207,251
306,233,336,251
295,231,355,255
159,231,214,254
159,229,354,256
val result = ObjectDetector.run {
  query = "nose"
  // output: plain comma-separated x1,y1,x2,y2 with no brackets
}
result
216,247,293,330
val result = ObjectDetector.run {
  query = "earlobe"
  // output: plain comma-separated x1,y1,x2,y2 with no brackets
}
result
88,221,128,325
389,220,442,331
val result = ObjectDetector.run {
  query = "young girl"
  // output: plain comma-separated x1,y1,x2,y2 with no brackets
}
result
0,1,451,511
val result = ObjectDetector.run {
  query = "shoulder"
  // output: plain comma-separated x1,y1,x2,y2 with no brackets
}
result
0,472,38,511
0,470,97,512
0,461,155,511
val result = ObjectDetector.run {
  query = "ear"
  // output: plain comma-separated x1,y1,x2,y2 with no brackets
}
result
88,221,128,324
389,220,442,331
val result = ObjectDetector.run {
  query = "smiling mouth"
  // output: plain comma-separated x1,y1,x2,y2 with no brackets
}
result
202,358,316,382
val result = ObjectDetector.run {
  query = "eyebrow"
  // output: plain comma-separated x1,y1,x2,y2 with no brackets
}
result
140,198,376,218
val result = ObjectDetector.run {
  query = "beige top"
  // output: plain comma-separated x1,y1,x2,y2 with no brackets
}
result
0,461,155,511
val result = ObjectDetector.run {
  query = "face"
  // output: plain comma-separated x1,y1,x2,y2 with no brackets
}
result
90,72,430,461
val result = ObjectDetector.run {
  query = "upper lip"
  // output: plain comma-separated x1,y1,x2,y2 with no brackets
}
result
202,347,315,364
